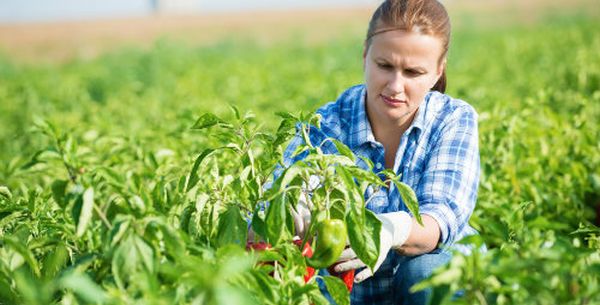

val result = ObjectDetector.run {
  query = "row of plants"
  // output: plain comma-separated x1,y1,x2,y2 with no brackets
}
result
1,13,599,305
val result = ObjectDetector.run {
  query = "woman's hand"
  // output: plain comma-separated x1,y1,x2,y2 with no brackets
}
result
332,211,412,283
290,175,320,239
290,192,312,239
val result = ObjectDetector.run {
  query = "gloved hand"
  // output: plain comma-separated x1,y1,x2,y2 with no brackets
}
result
291,191,312,239
332,211,412,283
290,175,320,239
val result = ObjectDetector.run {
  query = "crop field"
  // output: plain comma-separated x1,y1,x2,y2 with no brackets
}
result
1,2,600,305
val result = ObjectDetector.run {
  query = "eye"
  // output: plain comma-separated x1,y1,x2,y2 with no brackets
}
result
376,62,394,70
404,69,424,77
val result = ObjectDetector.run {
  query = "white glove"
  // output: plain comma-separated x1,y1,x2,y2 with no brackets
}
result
333,211,412,283
291,192,312,239
290,175,320,239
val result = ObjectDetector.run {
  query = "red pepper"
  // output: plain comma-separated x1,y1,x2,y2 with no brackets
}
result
327,263,355,292
246,240,315,283
246,241,275,276
246,241,272,251
293,239,315,282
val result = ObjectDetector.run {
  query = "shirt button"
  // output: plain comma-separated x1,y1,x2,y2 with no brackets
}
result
376,163,383,169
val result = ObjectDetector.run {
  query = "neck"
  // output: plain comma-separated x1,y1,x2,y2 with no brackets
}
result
367,108,417,144
366,107,417,169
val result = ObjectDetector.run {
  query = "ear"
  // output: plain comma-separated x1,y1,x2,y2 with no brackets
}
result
432,58,446,87
437,58,447,79
362,42,368,70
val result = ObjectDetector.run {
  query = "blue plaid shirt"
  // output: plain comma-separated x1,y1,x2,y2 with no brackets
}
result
280,84,480,303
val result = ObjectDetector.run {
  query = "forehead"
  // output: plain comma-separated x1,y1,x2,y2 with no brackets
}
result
367,30,444,65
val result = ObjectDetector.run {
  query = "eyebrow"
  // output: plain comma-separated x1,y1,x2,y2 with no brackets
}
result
374,58,427,71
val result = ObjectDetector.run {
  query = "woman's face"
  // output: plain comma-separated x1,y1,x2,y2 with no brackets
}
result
364,29,445,127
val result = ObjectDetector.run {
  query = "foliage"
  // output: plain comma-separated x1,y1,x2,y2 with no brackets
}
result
0,14,599,305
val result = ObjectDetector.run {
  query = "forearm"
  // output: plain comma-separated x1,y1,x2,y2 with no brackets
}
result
393,214,440,256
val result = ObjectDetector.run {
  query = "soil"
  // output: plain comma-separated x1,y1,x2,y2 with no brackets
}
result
0,7,372,63
0,0,597,63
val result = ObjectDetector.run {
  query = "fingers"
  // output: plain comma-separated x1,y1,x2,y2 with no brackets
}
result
247,226,256,242
336,247,357,262
297,191,313,214
333,258,365,273
331,247,374,283
354,267,374,283
291,209,305,238
291,191,313,238
333,258,374,283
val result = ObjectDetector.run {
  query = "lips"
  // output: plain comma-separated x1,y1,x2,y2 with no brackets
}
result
380,94,407,107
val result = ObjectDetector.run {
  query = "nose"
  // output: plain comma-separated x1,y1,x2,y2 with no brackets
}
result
387,71,404,95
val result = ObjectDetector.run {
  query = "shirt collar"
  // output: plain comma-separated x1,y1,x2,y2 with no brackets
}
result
347,86,428,148
406,92,429,139
347,86,376,149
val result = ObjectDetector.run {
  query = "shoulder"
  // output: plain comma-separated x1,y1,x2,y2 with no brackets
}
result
314,84,365,137
425,91,478,131
316,84,364,120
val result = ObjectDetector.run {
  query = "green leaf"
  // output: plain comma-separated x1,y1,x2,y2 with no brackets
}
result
264,195,290,245
230,104,241,120
191,113,225,130
275,111,298,120
309,287,332,305
180,205,194,233
60,271,108,304
344,166,387,187
392,180,422,225
336,166,363,206
416,267,462,288
0,275,18,304
321,275,350,305
215,286,258,305
346,208,381,271
425,284,451,305
328,138,356,163
187,148,216,192
134,236,155,274
112,234,155,287
329,193,346,221
109,218,131,247
0,186,12,200
217,205,248,247
3,236,41,277
129,195,146,213
76,187,94,237
42,242,69,279
358,155,375,171
151,219,186,258
14,267,51,304
251,205,267,241
50,180,68,207
280,165,305,191
248,270,277,301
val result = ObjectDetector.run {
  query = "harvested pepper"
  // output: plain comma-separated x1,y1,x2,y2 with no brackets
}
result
306,219,347,269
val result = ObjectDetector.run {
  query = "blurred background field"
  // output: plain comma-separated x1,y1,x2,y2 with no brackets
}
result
1,0,600,304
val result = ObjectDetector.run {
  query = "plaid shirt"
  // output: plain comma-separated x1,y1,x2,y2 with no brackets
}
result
281,84,480,304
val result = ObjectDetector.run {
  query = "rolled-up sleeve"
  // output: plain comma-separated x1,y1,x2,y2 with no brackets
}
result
417,107,480,247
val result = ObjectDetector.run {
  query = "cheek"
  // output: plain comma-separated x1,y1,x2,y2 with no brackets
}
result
406,79,431,98
366,67,384,87
364,66,376,87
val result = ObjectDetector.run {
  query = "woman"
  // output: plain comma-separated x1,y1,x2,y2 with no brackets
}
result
286,0,480,304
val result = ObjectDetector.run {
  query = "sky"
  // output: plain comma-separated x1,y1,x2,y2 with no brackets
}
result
0,0,379,23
